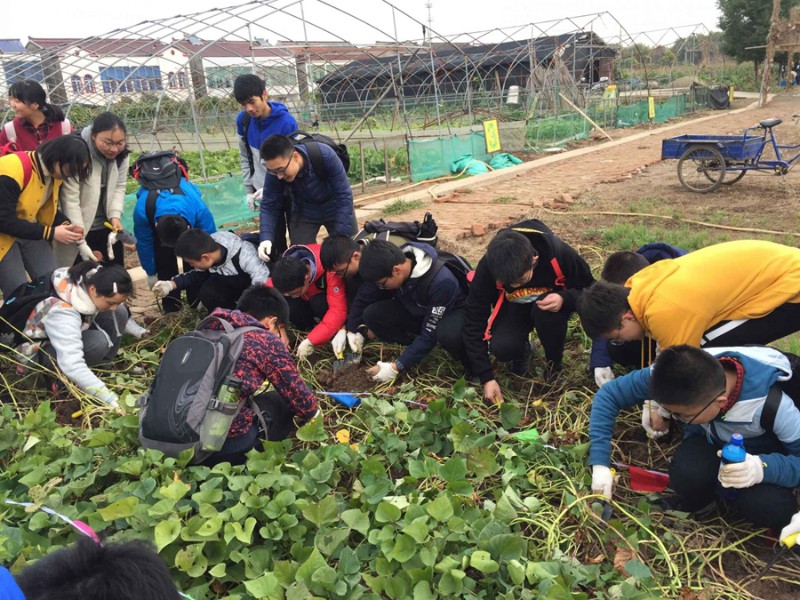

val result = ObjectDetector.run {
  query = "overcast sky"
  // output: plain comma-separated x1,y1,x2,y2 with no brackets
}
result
1,0,722,45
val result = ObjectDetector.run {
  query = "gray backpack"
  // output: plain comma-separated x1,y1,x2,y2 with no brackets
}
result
138,315,264,464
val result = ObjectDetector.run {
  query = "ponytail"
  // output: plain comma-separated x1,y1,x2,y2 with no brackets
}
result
68,262,133,297
41,102,66,123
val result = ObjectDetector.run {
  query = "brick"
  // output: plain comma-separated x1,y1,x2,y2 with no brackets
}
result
471,223,487,236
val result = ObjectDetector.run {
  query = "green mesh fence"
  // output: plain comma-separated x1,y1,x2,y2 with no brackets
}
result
408,132,491,182
120,175,253,232
616,93,691,127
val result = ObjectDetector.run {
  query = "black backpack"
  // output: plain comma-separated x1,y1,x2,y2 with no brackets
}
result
760,351,800,431
0,275,57,345
288,130,350,176
138,315,267,464
131,151,190,235
354,213,438,248
416,251,474,304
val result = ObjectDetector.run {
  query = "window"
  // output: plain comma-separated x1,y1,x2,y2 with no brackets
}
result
3,60,44,84
205,66,251,89
83,75,95,93
71,75,82,94
99,65,162,94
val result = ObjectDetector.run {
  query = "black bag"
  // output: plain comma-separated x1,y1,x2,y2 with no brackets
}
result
130,151,189,190
288,130,350,175
760,351,800,431
354,212,438,247
0,275,56,345
416,251,473,304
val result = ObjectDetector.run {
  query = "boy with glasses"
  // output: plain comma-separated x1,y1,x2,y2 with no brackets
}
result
257,134,357,263
590,345,800,533
461,219,594,404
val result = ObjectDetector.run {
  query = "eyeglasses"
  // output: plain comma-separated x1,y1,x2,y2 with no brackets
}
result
97,137,126,149
376,275,391,289
667,387,726,425
266,155,292,176
333,252,355,279
608,320,626,346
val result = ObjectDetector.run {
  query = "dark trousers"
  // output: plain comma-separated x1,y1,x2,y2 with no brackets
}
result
202,391,294,467
85,228,123,266
669,435,797,531
287,294,328,331
362,299,464,362
184,273,252,313
608,337,658,369
701,302,800,347
154,238,198,313
40,305,127,370
289,211,358,245
488,300,571,367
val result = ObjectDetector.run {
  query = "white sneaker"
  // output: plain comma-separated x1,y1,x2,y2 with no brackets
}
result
124,319,149,339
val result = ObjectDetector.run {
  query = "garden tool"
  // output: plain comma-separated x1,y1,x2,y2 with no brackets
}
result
612,462,670,493
333,351,362,375
753,532,799,583
104,221,137,261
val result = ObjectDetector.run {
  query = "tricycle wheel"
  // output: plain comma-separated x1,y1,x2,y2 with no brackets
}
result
677,145,726,193
708,169,746,185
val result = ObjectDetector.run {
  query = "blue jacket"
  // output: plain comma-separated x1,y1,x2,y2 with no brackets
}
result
236,103,297,192
589,346,800,488
0,567,24,600
589,242,687,370
348,242,466,370
259,143,354,243
133,179,217,275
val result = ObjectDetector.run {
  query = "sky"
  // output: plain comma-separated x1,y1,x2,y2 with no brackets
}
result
0,0,722,46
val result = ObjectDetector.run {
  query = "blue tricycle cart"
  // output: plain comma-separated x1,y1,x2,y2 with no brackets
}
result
661,117,800,193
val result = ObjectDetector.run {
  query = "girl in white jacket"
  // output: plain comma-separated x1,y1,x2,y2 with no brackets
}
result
19,261,134,407
55,112,130,267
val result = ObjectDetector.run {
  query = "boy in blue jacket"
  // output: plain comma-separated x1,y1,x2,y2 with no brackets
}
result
257,134,356,262
349,239,466,382
590,344,800,533
132,178,216,312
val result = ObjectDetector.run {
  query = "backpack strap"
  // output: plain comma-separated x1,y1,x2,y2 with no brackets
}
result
303,141,326,179
249,397,271,438
16,152,33,187
550,257,567,289
415,259,446,306
760,385,784,433
61,118,71,135
241,113,255,178
231,249,243,275
484,285,506,341
145,189,159,234
3,121,16,144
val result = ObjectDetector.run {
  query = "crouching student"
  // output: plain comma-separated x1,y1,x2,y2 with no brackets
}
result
590,243,686,388
351,239,466,383
269,243,347,360
151,229,271,312
198,286,318,465
590,345,800,532
15,262,136,407
2,536,180,600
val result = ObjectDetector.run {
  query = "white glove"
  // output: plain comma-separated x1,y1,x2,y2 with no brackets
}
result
347,331,365,354
106,230,119,261
642,400,671,439
77,241,98,262
152,280,175,299
246,188,263,212
92,386,120,408
779,511,800,546
369,361,398,383
147,275,158,288
594,366,615,388
718,452,765,488
592,465,614,500
258,240,273,262
331,328,347,358
297,338,315,359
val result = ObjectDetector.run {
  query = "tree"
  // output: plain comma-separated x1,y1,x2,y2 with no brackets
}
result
718,0,800,70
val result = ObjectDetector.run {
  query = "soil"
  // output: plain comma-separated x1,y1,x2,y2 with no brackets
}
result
316,364,377,394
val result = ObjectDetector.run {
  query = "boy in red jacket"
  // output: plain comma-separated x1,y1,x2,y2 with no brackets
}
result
269,243,347,359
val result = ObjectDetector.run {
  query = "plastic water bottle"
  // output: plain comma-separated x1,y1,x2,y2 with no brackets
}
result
719,432,746,500
199,377,242,452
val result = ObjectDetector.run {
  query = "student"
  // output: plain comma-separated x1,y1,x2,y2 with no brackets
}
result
55,111,130,267
15,262,136,407
461,219,594,404
151,229,271,312
351,239,465,382
269,243,347,359
590,345,800,532
5,536,180,600
257,134,356,262
577,240,800,350
0,135,89,298
132,177,216,313
0,80,72,152
197,285,318,465
590,243,686,388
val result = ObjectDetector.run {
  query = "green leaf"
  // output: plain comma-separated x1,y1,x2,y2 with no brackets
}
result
244,572,281,598
174,543,208,577
439,457,467,482
295,547,328,584
388,533,417,563
302,495,338,527
437,569,465,595
97,496,138,521
296,417,327,442
375,501,402,523
412,581,435,600
208,563,227,578
507,559,525,585
500,402,522,429
341,509,370,534
224,517,257,544
154,519,181,551
624,559,653,580
402,517,429,543
426,495,454,522
159,480,192,502
469,550,499,574
466,446,499,480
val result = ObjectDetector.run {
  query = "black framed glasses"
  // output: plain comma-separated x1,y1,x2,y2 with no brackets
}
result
333,252,355,278
266,155,292,176
667,387,726,425
376,275,391,289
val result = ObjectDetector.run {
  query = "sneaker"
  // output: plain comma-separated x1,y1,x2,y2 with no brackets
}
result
124,318,149,339
658,494,716,518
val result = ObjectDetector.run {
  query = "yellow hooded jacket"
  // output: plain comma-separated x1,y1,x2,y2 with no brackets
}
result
627,240,800,348
0,151,63,261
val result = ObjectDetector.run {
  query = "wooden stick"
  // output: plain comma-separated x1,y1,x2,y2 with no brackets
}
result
558,92,613,141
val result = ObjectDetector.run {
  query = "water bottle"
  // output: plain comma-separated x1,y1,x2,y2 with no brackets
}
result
719,432,746,500
198,377,242,451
